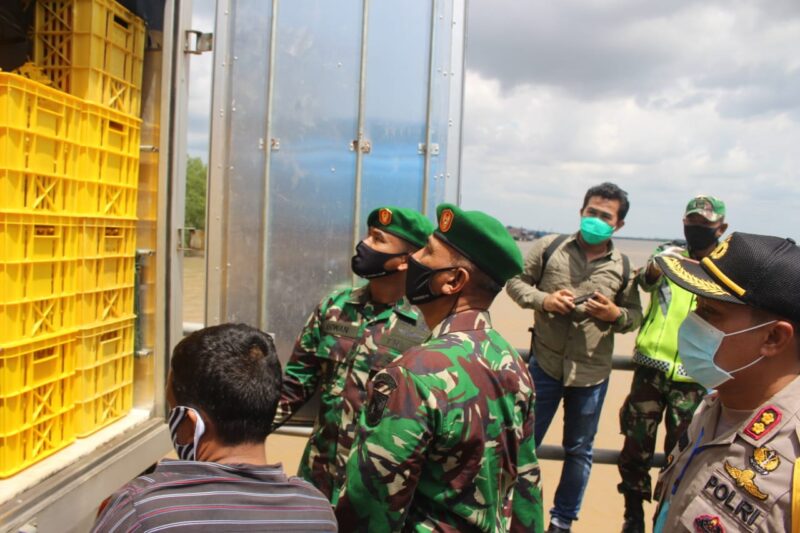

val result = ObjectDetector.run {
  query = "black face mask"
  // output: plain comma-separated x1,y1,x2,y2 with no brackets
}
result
351,241,406,279
684,224,719,252
404,255,458,305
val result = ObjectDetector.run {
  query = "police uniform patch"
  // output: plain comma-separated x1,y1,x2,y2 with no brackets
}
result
378,208,392,226
366,372,397,426
749,446,780,475
694,514,725,533
439,209,454,233
744,406,781,440
724,462,768,501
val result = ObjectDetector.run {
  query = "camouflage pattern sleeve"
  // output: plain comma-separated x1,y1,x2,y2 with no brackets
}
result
271,299,326,431
335,365,438,532
510,396,545,533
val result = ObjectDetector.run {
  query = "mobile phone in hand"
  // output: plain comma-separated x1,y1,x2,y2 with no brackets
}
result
573,292,596,305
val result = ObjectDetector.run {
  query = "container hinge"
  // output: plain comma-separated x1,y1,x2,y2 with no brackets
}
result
140,144,159,152
350,139,372,154
418,143,440,156
185,30,213,54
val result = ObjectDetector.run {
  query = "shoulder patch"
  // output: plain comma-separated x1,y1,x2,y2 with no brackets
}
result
366,373,398,427
749,446,780,475
694,514,725,533
744,406,781,440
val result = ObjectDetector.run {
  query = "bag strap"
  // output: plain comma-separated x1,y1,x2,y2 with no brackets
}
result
541,234,570,276
615,253,631,305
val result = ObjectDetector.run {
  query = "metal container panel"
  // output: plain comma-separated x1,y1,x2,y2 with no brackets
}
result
214,1,271,322
359,0,431,224
265,0,363,356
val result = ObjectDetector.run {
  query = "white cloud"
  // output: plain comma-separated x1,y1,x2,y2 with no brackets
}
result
460,70,800,240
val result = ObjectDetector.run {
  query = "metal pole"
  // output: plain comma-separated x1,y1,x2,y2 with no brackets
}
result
258,0,280,331
351,0,370,284
421,0,438,215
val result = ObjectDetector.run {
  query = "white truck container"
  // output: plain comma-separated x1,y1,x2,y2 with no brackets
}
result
0,0,465,530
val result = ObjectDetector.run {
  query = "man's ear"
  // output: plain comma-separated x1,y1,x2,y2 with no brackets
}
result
716,222,728,237
761,321,794,358
441,267,470,295
615,219,625,232
396,255,409,272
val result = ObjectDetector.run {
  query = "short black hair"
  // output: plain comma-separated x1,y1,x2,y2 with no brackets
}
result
454,256,502,300
582,182,630,221
171,323,281,445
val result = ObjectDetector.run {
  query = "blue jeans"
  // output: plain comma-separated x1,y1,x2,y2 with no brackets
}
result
529,358,609,526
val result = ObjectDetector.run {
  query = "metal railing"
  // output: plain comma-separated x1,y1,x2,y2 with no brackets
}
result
183,322,667,468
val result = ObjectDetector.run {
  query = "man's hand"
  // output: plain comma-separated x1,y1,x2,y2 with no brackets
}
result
542,289,576,315
584,292,621,323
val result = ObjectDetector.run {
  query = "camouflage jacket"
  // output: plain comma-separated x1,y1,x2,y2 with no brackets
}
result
272,285,429,503
335,309,544,533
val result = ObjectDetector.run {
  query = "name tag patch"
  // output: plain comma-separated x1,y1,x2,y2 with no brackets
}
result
322,320,361,339
378,321,429,353
702,474,763,528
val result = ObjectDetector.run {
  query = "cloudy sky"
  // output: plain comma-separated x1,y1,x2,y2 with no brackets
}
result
188,0,799,240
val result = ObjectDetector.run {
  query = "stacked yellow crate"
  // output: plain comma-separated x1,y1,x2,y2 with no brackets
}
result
0,0,145,476
0,76,83,477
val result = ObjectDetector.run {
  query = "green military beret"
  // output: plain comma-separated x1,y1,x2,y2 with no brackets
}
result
434,203,523,284
367,206,434,249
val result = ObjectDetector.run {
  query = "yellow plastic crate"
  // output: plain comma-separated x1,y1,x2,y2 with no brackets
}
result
75,317,133,369
78,104,142,217
0,168,80,215
79,255,135,292
80,218,137,258
0,332,76,399
78,286,134,325
0,76,82,179
0,213,82,262
74,381,131,437
0,258,79,305
75,350,132,401
0,294,78,344
0,375,75,434
34,0,146,115
0,73,83,144
0,408,75,479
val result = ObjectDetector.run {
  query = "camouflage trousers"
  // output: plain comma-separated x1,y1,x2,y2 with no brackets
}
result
617,364,706,500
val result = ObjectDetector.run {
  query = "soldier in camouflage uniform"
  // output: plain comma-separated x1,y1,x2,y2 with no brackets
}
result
272,206,433,503
618,196,728,533
336,204,544,533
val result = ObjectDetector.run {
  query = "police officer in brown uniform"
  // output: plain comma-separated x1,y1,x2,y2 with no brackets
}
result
652,232,800,532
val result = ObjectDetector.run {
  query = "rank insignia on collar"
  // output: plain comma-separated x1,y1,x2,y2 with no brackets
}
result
694,514,725,533
724,462,768,501
749,446,780,475
744,406,781,440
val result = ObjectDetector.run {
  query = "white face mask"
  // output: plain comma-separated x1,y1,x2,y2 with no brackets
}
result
168,406,206,461
678,312,776,389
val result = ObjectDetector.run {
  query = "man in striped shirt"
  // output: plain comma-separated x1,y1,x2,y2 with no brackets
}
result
92,323,337,532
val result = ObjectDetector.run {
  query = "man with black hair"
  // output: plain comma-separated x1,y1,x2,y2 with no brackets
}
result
507,182,643,533
272,206,433,503
92,323,336,532
652,233,800,532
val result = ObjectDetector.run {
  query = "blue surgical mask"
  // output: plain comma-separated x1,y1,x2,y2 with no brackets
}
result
678,312,776,389
580,216,615,245
168,406,206,461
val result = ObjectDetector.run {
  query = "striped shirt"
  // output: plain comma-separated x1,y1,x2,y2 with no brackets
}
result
91,459,337,532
